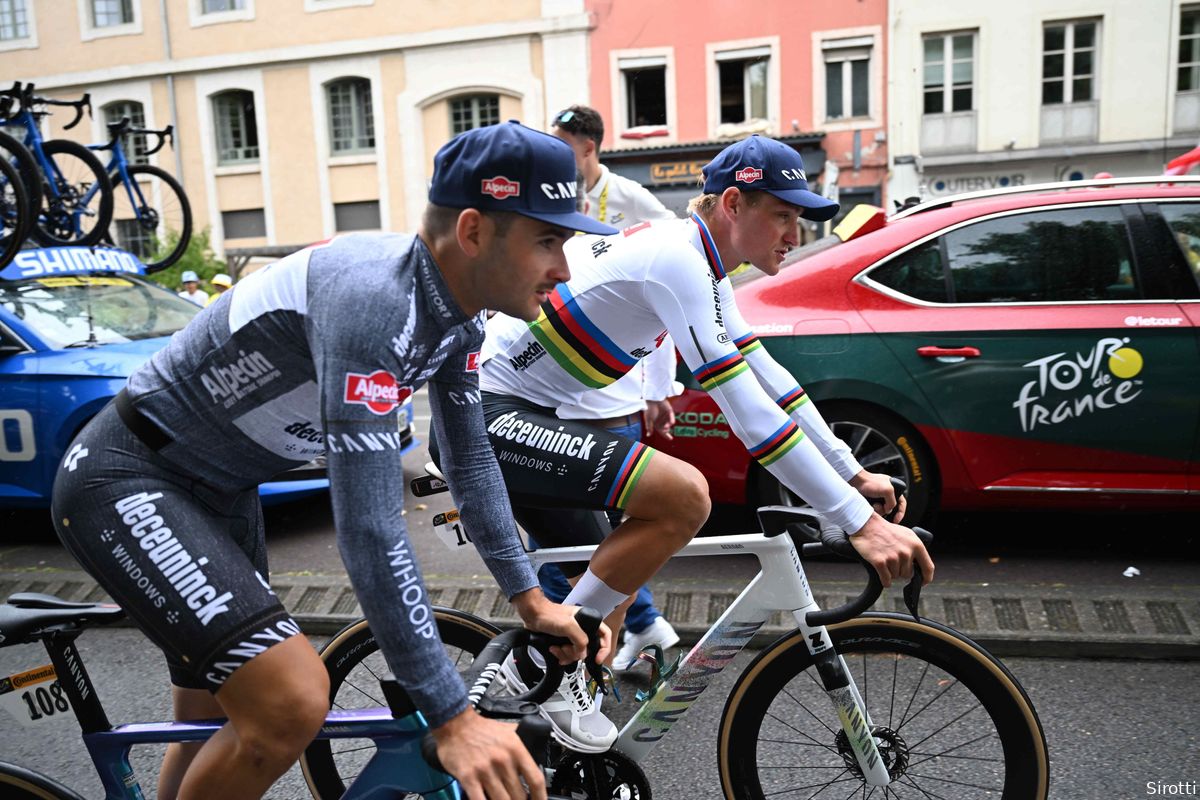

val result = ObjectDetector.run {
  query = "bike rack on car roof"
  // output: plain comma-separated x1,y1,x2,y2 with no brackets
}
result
892,174,1200,221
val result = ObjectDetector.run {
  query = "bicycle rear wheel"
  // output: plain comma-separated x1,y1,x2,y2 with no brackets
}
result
718,614,1049,799
31,139,112,247
301,608,498,800
0,157,29,268
110,165,192,271
0,130,42,241
0,761,85,799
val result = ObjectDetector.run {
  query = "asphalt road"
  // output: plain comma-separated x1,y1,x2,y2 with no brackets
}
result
0,627,1197,799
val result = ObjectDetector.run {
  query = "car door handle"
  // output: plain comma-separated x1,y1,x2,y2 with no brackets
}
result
917,346,982,358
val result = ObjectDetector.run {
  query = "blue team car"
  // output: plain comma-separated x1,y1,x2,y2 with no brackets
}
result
0,247,416,509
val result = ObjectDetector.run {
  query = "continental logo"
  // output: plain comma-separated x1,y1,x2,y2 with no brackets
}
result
896,436,922,484
4,665,56,692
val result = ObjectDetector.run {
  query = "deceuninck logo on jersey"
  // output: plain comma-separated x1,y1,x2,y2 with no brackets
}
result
735,167,763,183
481,176,521,199
344,370,409,415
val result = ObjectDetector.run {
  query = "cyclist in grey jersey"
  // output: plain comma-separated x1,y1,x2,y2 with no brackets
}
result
52,122,615,800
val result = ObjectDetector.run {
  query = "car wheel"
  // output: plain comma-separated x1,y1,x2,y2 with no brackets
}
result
753,403,938,528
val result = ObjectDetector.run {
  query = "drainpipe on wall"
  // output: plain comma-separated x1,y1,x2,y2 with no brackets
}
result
157,0,183,182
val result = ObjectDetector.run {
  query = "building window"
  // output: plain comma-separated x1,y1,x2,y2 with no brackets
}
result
115,218,153,259
1180,7,1200,92
203,0,244,12
823,38,872,120
620,57,668,129
91,0,132,27
923,32,974,114
334,200,381,232
716,47,769,124
0,0,29,39
449,94,499,136
326,78,374,155
212,90,259,165
1042,20,1097,105
222,208,266,239
102,100,148,165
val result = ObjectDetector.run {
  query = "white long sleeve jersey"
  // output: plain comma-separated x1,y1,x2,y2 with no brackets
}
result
480,216,872,533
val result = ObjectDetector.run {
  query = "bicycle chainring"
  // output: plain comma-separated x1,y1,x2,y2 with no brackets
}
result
548,748,651,800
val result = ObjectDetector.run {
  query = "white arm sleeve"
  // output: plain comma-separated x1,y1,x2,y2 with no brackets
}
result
718,281,864,481
642,257,872,534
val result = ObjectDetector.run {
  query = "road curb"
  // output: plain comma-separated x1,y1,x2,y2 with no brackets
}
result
2,569,1196,659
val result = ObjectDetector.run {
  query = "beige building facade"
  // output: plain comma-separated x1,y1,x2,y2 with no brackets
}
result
888,0,1198,202
1,0,593,257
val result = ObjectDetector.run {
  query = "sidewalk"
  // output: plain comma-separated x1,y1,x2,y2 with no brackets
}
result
3,568,1196,659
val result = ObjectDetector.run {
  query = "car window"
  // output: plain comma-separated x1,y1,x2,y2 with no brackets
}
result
866,240,949,303
942,206,1137,303
1158,202,1200,285
0,275,199,348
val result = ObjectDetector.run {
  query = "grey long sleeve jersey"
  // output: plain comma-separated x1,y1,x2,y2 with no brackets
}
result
126,232,537,726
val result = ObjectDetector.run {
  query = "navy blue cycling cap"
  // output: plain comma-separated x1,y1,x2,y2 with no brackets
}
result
702,134,839,222
429,120,617,236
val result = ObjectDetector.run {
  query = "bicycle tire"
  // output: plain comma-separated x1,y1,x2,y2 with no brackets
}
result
0,130,42,241
301,608,500,800
0,157,29,268
718,614,1049,799
0,761,85,799
111,165,192,271
31,139,113,248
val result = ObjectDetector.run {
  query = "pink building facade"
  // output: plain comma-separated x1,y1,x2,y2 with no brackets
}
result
583,0,889,216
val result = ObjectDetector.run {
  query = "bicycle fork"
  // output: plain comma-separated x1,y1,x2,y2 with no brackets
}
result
793,610,892,786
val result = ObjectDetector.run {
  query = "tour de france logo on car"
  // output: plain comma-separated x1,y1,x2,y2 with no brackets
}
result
344,370,410,415
1012,337,1145,433
735,167,763,184
481,176,520,200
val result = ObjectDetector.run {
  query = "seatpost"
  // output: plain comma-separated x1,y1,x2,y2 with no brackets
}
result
43,630,112,734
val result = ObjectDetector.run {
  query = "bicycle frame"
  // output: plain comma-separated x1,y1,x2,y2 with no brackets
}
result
525,531,894,786
31,629,463,799
90,141,151,232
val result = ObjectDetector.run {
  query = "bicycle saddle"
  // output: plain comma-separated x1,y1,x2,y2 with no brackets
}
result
0,594,124,647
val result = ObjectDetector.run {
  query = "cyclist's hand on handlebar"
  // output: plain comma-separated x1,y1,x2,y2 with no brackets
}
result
850,470,907,523
848,515,935,588
510,589,613,665
431,707,547,800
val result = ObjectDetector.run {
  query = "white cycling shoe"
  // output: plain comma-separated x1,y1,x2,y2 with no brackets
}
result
614,616,680,672
499,649,617,753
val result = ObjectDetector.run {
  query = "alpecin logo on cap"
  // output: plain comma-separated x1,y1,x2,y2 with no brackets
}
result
481,176,521,200
735,167,763,183
344,370,409,415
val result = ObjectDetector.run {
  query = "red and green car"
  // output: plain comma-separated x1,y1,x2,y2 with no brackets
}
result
648,177,1200,525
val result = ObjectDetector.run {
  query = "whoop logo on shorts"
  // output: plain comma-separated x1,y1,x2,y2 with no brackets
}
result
735,167,763,183
481,176,520,200
344,370,410,415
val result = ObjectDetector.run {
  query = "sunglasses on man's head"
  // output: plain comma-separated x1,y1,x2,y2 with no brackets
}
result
555,110,577,127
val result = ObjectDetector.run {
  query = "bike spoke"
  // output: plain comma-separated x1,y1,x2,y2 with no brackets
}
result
763,711,841,754
888,653,899,728
906,730,1002,768
782,685,840,736
760,769,857,798
895,660,933,730
904,771,1004,792
895,774,947,800
901,688,981,746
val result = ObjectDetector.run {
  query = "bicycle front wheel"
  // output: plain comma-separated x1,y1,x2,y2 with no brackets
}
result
301,608,499,800
0,761,85,799
0,130,42,241
718,614,1049,799
32,139,112,247
111,165,192,271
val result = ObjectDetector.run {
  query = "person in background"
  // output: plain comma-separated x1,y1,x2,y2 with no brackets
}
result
545,105,681,671
205,273,233,306
177,270,208,306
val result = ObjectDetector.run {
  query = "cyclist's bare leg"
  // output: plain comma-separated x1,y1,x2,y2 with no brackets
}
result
157,687,224,800
175,635,329,799
587,453,710,593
